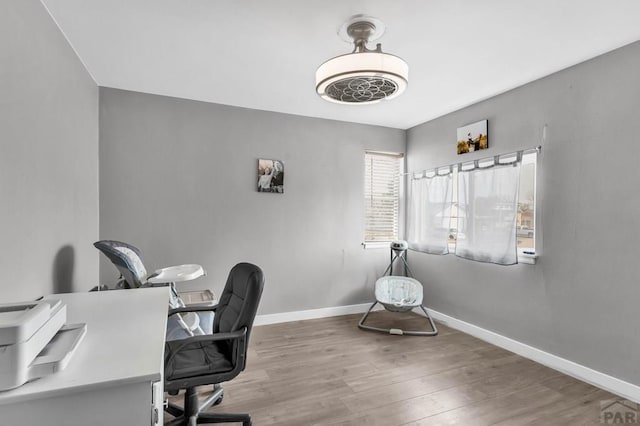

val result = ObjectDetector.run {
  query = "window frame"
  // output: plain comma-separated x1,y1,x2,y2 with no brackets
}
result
516,151,538,263
363,150,404,247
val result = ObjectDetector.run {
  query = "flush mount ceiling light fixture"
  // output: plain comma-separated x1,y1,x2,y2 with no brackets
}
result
315,15,409,105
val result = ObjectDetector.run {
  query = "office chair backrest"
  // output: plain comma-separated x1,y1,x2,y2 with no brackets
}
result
93,240,148,288
214,263,264,350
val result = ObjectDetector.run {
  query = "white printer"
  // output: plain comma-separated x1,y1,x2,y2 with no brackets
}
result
0,299,86,391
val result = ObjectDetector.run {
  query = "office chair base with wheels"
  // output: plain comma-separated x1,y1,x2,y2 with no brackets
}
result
165,385,250,426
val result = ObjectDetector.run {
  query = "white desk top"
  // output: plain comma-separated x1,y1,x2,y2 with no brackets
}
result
0,287,169,405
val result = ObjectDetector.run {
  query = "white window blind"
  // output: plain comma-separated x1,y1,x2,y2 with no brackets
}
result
364,151,403,242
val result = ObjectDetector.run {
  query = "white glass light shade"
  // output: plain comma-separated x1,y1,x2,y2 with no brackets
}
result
315,52,409,104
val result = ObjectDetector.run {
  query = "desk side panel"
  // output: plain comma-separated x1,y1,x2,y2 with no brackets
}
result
0,381,158,426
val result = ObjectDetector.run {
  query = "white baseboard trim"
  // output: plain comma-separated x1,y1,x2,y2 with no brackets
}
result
254,302,383,326
425,308,640,403
256,302,640,403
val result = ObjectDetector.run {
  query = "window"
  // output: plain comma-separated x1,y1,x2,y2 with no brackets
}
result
448,150,537,258
516,152,537,253
364,151,403,243
455,159,522,265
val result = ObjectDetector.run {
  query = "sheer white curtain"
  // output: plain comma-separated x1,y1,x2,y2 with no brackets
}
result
455,161,521,265
407,171,453,254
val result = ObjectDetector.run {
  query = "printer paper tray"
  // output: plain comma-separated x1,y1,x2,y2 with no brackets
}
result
28,323,87,382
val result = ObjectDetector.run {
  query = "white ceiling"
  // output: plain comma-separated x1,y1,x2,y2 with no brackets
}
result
42,0,640,129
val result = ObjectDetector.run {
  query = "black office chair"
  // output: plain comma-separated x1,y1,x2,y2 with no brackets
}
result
164,262,264,426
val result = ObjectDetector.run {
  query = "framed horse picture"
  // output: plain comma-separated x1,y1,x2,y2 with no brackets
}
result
457,120,488,155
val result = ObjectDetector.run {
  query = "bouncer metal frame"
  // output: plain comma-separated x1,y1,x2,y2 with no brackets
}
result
358,245,438,336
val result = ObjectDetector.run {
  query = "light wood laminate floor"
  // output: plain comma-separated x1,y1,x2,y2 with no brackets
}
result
167,311,616,425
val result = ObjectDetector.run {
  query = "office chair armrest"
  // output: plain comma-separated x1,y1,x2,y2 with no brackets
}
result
165,328,248,369
168,328,246,347
168,304,220,316
177,328,245,343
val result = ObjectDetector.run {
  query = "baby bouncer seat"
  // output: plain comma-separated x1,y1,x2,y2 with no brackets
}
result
359,241,438,336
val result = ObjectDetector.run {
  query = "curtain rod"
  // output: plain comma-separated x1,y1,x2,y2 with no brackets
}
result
402,145,541,177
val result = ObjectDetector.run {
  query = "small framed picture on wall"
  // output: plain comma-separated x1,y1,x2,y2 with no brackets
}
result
257,158,284,193
457,120,488,155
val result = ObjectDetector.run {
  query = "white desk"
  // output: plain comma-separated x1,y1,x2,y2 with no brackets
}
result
0,287,169,426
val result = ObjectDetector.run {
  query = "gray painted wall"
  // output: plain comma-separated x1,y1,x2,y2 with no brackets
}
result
98,88,405,314
0,0,99,301
407,41,640,385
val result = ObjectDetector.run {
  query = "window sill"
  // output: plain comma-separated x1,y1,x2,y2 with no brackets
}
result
518,252,538,265
362,242,390,250
448,245,538,264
